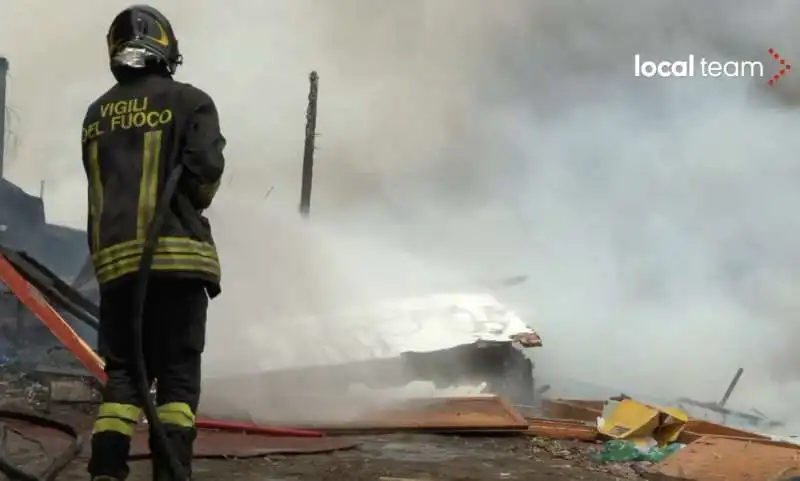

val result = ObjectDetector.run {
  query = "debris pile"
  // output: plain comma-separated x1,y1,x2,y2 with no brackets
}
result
0,349,99,415
530,397,800,481
2,248,800,480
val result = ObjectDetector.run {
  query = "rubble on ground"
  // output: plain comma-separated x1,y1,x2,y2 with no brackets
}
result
536,397,800,481
3,377,798,481
3,249,799,480
0,352,99,414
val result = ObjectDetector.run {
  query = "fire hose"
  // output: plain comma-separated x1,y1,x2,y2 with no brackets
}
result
131,164,191,480
0,410,84,481
0,166,188,481
0,167,323,479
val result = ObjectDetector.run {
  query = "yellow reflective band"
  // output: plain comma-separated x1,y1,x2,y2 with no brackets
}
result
149,21,171,47
93,417,135,436
156,402,195,428
92,237,218,269
95,242,218,270
88,140,103,252
95,252,220,285
157,402,195,420
136,130,162,240
98,402,142,423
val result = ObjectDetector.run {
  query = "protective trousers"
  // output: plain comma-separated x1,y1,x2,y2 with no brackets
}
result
88,278,208,481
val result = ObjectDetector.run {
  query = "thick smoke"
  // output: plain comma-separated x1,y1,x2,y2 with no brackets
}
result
3,0,800,427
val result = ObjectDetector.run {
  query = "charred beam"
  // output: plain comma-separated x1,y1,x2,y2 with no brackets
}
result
299,71,319,218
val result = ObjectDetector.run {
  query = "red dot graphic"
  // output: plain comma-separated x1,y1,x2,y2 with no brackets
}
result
767,49,792,86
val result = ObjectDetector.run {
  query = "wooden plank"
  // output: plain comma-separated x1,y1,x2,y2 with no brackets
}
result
525,417,598,441
1,417,357,459
0,253,106,381
540,399,601,423
556,399,605,411
679,431,800,450
308,396,528,433
685,419,770,440
657,435,800,481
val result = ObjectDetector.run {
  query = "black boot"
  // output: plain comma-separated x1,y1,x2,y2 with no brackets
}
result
88,431,132,481
150,426,196,481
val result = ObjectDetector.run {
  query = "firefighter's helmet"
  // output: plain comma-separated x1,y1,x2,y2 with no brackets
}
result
106,5,182,74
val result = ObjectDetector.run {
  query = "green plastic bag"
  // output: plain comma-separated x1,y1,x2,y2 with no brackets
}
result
594,439,683,463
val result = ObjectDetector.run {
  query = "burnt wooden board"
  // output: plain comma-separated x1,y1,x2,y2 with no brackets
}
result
657,435,800,481
304,396,528,433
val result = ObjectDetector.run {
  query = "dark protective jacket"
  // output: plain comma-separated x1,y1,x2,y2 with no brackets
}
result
81,72,225,297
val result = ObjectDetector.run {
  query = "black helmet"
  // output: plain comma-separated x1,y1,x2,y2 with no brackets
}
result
106,5,182,75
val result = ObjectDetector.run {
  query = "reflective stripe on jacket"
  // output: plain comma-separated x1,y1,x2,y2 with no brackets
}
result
82,74,224,296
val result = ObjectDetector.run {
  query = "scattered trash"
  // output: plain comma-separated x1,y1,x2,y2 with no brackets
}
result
539,395,800,480
594,439,684,463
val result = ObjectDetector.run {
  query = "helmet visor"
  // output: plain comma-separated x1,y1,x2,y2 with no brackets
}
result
112,46,155,69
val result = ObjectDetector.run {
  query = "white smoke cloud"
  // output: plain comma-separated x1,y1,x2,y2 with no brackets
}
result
3,0,800,428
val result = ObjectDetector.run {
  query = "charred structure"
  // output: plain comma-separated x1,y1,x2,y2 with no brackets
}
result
0,56,95,366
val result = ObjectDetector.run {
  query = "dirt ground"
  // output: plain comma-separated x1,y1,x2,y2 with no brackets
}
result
0,373,682,481
5,429,683,481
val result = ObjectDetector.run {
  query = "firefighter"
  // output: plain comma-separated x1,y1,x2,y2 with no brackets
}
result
81,5,225,481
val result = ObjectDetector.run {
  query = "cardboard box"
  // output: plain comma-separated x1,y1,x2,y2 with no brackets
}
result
597,399,688,446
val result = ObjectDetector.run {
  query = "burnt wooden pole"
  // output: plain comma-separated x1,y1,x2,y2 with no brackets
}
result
719,367,744,407
0,57,8,178
299,71,319,218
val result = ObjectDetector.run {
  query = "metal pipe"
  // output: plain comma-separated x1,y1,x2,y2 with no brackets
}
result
0,57,8,178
